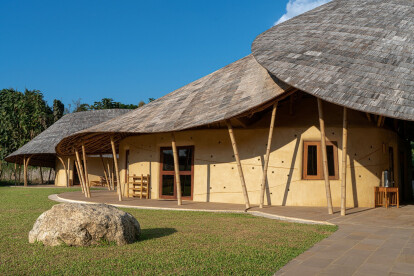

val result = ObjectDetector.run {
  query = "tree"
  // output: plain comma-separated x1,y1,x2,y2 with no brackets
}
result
148,98,156,102
138,101,145,108
53,99,64,122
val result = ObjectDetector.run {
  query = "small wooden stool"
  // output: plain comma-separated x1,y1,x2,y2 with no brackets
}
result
375,187,399,208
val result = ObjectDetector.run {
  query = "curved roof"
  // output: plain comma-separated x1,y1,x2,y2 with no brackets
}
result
252,0,414,121
5,109,131,167
56,55,289,155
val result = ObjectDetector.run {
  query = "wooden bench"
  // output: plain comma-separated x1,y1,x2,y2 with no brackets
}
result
375,187,399,208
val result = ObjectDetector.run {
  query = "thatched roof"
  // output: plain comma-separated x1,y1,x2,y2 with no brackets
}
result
252,0,414,121
56,55,290,155
5,109,131,167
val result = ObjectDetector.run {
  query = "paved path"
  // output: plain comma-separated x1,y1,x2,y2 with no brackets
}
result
276,205,414,276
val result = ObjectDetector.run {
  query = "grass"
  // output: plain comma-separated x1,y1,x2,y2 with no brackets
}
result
0,187,337,275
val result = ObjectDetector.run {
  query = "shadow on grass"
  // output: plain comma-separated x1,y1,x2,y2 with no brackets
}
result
139,228,177,241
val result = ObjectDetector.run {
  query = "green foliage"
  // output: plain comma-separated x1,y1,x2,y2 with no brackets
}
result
0,187,336,275
52,100,65,123
0,89,53,160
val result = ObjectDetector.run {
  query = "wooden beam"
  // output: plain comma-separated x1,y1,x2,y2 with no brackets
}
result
226,120,250,209
317,98,334,215
110,136,122,201
57,156,68,188
234,118,248,128
81,143,91,198
74,149,88,197
377,115,383,127
366,113,371,122
260,102,278,208
14,163,17,186
341,107,348,216
171,133,182,205
100,154,111,191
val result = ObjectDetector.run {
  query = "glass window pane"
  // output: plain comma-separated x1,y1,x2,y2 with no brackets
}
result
162,175,174,196
327,145,335,176
179,148,192,171
180,175,192,197
162,149,174,171
307,145,318,176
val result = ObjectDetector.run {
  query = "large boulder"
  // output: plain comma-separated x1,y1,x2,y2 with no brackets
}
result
29,203,140,246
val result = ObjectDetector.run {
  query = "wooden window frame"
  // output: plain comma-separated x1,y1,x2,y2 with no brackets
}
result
159,146,194,200
303,141,339,180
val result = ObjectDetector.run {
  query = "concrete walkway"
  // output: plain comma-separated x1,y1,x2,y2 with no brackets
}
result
53,190,414,275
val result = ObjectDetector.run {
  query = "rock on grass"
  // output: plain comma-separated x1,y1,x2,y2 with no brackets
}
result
29,203,140,246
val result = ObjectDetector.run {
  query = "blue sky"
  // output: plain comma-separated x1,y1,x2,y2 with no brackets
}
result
0,0,329,109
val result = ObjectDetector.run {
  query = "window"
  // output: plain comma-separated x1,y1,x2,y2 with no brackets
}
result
303,141,338,180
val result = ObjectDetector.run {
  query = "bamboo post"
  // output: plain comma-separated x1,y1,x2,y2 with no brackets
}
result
81,143,91,197
57,156,68,187
74,149,87,197
107,161,113,190
226,120,250,209
47,167,52,184
23,156,27,187
67,157,71,187
317,98,333,215
39,166,43,184
110,136,122,201
171,133,182,205
100,154,111,190
74,160,84,193
14,163,17,185
260,102,278,208
341,107,348,216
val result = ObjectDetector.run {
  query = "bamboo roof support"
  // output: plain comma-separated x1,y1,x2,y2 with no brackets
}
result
100,154,111,191
14,163,17,186
107,161,113,190
74,149,87,197
23,155,33,187
39,166,43,185
317,98,333,215
67,157,71,187
74,160,84,194
341,107,348,216
57,156,68,188
81,143,91,198
226,120,250,209
377,116,383,127
171,133,182,206
110,136,122,201
260,102,278,208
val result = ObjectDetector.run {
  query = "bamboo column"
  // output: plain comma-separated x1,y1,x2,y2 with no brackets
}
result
260,102,278,208
14,163,17,185
100,154,111,190
74,149,88,197
107,161,113,190
341,107,348,216
171,133,182,206
57,156,68,187
23,156,27,187
39,166,44,184
317,98,333,215
110,136,122,201
226,120,250,209
23,155,33,187
67,157,71,187
74,160,84,194
81,143,91,197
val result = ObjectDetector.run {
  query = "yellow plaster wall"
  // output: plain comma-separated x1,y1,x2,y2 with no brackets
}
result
118,98,404,208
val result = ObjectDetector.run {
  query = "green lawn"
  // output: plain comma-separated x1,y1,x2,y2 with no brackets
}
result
0,186,337,275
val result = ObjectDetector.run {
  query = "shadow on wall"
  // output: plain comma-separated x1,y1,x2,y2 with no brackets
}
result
139,227,177,242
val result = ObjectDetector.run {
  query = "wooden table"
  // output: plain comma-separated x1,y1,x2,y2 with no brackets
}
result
375,187,399,208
